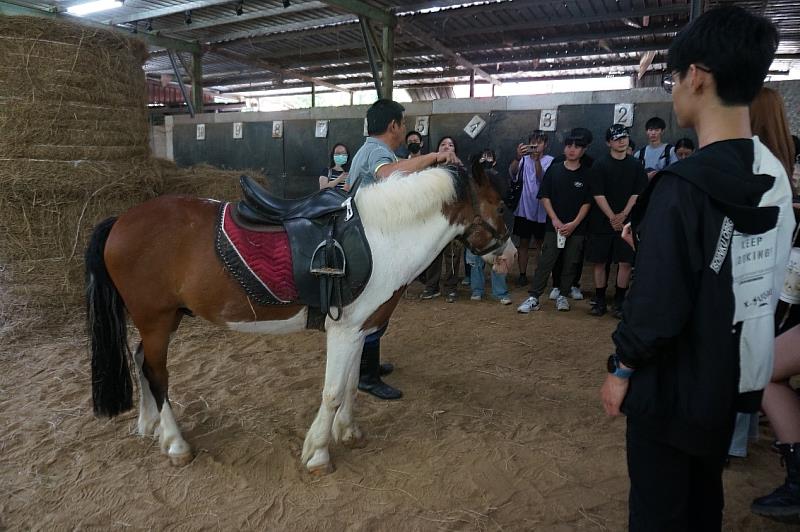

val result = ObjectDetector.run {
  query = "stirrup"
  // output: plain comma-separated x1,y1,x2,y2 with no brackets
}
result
309,240,346,277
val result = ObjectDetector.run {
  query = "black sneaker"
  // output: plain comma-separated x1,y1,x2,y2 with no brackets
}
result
420,289,440,300
517,274,528,286
589,305,607,317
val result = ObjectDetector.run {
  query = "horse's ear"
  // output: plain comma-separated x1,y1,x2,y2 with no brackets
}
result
470,154,487,185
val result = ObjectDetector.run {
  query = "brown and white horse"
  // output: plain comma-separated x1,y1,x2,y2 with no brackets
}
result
85,162,509,473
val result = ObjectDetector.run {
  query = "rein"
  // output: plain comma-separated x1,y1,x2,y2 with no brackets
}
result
456,176,509,256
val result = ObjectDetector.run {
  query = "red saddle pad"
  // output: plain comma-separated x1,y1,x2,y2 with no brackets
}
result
220,202,298,303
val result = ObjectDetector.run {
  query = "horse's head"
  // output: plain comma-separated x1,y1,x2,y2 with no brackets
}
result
446,159,510,260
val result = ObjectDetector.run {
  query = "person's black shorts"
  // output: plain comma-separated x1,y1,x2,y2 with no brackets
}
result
586,232,635,264
513,216,546,241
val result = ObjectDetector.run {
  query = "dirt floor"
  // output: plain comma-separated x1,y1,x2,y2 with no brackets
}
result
0,274,796,531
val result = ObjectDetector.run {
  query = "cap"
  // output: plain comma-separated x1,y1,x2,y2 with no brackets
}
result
606,124,630,141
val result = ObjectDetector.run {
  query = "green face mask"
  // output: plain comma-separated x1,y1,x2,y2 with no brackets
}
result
333,154,348,166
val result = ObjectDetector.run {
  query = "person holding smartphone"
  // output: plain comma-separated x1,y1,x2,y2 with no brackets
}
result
509,130,553,286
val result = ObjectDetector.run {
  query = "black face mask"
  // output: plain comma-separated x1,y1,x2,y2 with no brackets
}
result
407,142,421,154
481,160,495,169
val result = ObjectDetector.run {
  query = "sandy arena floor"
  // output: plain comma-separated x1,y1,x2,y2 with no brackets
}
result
0,277,795,531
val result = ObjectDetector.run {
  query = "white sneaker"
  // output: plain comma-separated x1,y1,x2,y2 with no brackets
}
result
470,293,482,301
499,297,512,305
569,286,584,300
461,277,471,286
549,287,561,300
517,296,540,313
556,295,570,311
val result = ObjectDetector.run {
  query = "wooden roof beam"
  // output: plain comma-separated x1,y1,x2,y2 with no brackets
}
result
0,0,200,52
398,22,501,86
212,49,351,92
320,0,394,26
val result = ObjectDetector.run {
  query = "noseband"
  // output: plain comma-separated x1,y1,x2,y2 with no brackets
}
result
456,178,509,256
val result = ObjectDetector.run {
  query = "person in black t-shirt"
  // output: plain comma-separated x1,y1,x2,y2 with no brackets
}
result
551,127,594,301
587,124,648,317
517,134,592,313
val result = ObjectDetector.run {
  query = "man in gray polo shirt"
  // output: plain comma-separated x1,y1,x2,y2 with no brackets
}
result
347,99,459,400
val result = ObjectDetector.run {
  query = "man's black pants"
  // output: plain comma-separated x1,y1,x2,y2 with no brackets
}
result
626,420,728,532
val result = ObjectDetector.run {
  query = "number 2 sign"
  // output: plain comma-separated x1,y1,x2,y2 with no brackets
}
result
614,104,634,127
539,110,557,131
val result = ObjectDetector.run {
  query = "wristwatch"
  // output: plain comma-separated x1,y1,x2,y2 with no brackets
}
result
607,354,634,379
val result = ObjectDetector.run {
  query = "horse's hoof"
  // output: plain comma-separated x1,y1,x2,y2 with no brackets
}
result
168,452,194,467
341,433,367,449
307,462,335,476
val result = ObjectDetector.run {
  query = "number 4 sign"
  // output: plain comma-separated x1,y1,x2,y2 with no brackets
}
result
539,110,557,131
614,104,634,127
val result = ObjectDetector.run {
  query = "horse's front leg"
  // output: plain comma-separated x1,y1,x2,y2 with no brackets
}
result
331,344,366,448
301,326,363,474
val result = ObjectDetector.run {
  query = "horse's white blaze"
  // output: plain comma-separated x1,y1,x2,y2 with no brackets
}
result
226,308,307,334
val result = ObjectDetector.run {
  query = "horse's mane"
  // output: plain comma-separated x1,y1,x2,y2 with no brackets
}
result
355,166,459,228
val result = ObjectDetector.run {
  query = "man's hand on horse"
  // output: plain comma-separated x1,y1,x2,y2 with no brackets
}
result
436,151,461,166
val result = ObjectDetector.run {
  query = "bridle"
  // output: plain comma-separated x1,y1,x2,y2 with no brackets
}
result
456,177,509,256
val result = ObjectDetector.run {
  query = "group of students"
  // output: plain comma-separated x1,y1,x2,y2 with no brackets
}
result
320,6,800,529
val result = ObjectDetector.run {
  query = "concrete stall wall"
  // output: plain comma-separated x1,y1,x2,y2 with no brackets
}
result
161,80,798,199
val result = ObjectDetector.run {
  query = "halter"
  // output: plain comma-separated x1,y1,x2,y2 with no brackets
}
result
456,176,509,256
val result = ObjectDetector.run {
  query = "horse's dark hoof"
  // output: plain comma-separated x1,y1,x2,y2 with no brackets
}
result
308,462,335,476
169,452,194,467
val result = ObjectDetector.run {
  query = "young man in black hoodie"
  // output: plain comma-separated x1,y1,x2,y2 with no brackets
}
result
599,7,794,531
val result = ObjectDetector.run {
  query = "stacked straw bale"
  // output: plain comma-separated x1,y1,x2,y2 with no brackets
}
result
0,16,252,333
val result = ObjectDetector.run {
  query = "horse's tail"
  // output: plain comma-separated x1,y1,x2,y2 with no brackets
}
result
85,217,133,418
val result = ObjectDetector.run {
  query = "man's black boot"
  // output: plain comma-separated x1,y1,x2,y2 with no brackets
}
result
752,443,800,522
358,341,402,400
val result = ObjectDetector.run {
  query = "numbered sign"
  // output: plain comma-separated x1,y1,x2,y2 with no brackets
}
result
614,104,634,127
464,115,486,139
363,118,369,136
539,110,557,131
272,121,283,138
196,123,205,140
415,116,430,136
232,122,243,139
315,120,329,138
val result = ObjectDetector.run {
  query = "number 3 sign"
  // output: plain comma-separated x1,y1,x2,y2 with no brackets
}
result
539,110,557,131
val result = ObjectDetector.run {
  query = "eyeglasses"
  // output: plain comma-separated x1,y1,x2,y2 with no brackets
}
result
662,64,712,94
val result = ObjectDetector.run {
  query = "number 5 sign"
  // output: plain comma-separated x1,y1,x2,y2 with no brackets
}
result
614,104,634,127
539,110,557,131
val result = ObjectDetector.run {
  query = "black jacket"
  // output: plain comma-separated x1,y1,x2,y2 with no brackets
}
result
613,138,794,454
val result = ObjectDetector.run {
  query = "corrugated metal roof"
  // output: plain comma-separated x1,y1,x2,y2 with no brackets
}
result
5,0,799,98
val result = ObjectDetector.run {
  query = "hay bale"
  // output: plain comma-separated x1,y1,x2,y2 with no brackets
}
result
0,17,149,162
0,16,262,334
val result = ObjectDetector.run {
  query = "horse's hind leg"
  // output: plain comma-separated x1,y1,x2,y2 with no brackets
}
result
134,342,160,437
301,327,363,474
138,313,192,466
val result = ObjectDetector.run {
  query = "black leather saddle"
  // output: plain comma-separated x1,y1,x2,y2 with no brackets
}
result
234,176,372,327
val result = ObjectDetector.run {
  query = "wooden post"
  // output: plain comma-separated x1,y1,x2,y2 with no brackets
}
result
191,51,204,114
381,24,394,100
469,70,475,98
